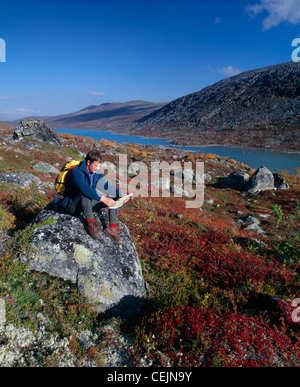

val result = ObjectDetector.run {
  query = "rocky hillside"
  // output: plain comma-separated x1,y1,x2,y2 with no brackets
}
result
0,120,299,367
133,62,300,151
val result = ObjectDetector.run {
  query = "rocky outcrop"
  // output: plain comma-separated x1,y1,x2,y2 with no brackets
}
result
0,172,45,193
13,120,62,146
20,202,146,318
220,166,289,193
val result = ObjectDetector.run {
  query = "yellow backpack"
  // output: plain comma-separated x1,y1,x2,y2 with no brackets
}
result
55,160,80,196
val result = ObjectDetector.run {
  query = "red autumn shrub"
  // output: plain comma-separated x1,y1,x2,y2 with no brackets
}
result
132,306,299,367
137,220,294,289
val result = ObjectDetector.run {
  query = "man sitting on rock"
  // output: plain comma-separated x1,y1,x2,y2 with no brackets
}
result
63,150,129,244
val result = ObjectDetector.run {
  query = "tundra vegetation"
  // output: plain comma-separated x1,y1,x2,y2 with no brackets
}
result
0,125,299,367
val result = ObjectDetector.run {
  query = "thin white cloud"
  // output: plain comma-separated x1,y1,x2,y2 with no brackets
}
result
0,96,19,100
89,91,105,96
0,107,41,116
214,17,223,24
0,95,33,101
247,0,300,30
218,66,242,77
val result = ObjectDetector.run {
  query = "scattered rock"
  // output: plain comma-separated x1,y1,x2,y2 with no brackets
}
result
250,238,268,249
0,172,45,193
0,323,80,367
32,161,60,175
245,222,266,236
13,120,62,146
0,299,5,326
242,215,260,225
221,167,288,194
25,141,41,151
0,233,10,254
258,213,271,219
174,168,194,183
170,185,192,197
237,214,266,236
151,178,170,190
220,171,250,190
273,173,289,190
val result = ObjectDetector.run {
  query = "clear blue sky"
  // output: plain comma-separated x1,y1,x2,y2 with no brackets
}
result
0,0,300,120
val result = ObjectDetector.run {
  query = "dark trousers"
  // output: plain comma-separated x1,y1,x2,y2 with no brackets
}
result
65,194,119,225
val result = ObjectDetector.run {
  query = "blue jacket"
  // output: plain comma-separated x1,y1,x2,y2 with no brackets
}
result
64,160,121,201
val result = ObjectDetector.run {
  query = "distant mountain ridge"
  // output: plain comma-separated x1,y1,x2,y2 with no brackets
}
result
131,62,300,151
7,100,168,131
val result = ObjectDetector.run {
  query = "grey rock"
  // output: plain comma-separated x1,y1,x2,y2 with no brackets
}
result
170,184,192,197
20,204,146,318
0,299,5,326
174,168,194,183
245,223,266,236
32,161,60,175
0,233,10,253
0,323,77,367
14,119,62,146
242,215,260,225
151,177,170,190
220,171,250,190
250,238,268,249
0,172,45,193
244,166,274,193
273,173,289,190
237,214,266,236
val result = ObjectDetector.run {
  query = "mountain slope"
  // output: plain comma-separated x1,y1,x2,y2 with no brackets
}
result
7,101,168,131
133,62,300,150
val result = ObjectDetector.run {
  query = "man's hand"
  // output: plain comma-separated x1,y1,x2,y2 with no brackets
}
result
122,194,132,204
100,196,116,207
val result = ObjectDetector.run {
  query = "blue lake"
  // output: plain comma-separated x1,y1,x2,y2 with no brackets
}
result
55,128,300,173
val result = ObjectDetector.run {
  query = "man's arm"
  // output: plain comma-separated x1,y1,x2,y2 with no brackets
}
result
71,168,102,201
95,173,122,199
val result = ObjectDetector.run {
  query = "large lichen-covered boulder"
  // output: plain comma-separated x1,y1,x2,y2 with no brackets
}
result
13,119,62,146
20,203,146,318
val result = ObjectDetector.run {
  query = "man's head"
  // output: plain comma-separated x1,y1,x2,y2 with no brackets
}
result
85,150,103,174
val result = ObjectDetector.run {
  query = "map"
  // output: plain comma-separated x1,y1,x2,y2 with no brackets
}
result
109,193,133,209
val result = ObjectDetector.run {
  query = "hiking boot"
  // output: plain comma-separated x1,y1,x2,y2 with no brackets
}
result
86,219,101,240
104,226,122,245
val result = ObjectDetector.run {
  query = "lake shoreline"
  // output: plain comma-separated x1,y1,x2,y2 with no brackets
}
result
56,127,300,154
55,128,300,173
